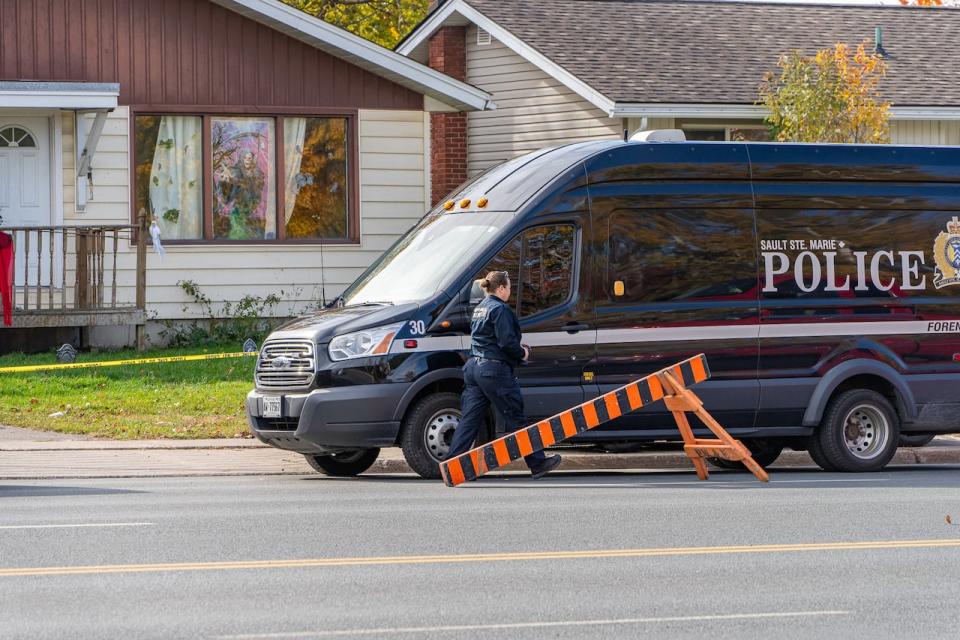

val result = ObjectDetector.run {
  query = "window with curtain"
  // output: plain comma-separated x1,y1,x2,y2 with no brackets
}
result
134,113,354,243
134,115,203,240
283,117,349,240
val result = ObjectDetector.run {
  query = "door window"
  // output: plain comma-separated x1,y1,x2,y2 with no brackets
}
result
0,126,37,148
474,224,577,318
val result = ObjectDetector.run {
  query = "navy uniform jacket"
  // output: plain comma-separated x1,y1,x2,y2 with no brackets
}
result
470,295,525,368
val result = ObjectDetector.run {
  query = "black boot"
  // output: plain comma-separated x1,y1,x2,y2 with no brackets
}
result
530,454,562,480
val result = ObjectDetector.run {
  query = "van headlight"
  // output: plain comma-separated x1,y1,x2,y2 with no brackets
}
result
328,323,402,361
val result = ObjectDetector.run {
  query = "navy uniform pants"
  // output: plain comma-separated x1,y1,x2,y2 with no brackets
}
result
447,357,547,469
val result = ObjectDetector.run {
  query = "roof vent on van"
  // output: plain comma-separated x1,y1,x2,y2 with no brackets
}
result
630,129,687,143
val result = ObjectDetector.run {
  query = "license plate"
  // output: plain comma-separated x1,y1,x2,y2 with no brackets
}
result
262,396,282,418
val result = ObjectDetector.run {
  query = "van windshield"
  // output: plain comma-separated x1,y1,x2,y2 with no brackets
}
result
341,211,514,306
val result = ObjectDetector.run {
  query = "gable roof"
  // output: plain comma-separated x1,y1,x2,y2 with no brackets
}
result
398,0,960,116
210,0,493,111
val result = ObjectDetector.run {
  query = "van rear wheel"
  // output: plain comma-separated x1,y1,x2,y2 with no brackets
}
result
304,448,380,477
809,389,900,472
400,392,463,479
707,440,783,471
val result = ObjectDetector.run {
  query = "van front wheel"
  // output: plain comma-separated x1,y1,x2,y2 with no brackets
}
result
809,389,900,472
708,440,783,471
304,448,380,476
400,392,463,479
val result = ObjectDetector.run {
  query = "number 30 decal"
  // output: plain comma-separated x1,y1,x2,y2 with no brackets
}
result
408,320,426,335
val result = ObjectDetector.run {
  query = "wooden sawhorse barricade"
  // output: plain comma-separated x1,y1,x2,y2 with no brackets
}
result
440,354,769,486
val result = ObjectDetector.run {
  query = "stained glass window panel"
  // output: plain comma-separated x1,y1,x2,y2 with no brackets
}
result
211,117,277,240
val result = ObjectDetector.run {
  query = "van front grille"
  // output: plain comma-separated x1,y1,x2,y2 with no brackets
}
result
255,340,315,390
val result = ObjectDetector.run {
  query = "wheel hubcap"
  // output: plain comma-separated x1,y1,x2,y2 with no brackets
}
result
424,410,460,461
842,404,890,460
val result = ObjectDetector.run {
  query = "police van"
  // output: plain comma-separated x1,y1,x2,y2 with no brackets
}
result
246,134,960,478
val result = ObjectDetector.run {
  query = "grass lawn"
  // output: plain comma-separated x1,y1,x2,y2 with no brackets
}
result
0,344,256,439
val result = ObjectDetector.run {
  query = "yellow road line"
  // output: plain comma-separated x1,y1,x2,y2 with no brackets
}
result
2,539,958,578
0,351,258,374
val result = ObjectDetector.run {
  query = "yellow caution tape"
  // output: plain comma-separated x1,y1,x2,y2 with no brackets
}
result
0,351,259,374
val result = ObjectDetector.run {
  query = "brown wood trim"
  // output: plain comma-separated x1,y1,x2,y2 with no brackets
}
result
348,114,360,244
202,114,213,240
276,116,286,242
130,105,362,116
158,238,361,247
129,109,362,245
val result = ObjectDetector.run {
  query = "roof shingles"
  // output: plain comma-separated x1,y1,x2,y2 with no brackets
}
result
463,0,960,106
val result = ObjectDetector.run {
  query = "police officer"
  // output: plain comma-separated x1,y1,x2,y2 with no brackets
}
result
447,270,562,479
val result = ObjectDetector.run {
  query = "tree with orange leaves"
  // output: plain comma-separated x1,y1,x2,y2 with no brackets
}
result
898,0,958,6
758,41,890,144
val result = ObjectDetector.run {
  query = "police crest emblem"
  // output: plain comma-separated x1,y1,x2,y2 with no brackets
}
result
933,216,960,289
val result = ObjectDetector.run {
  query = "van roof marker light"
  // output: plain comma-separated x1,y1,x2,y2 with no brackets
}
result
443,200,455,211
477,197,488,208
460,198,471,208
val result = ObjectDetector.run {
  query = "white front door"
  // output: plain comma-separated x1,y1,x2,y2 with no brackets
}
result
0,117,52,287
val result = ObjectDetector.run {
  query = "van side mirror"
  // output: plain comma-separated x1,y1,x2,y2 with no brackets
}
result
469,280,484,304
431,286,476,334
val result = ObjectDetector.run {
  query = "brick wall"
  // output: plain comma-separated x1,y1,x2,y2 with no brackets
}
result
428,26,468,205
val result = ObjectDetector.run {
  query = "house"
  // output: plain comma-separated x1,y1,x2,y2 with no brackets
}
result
0,0,492,350
399,0,960,191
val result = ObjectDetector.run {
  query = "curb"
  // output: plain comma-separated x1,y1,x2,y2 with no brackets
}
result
364,446,960,474
2,438,957,480
0,439,265,452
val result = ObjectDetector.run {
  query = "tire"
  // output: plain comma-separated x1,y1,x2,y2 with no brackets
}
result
899,434,935,448
400,392,465,479
806,438,839,472
707,440,783,471
809,389,900,472
304,448,380,477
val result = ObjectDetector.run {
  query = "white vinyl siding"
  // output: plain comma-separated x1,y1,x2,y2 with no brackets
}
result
63,109,130,225
890,120,960,145
58,108,427,321
465,26,621,176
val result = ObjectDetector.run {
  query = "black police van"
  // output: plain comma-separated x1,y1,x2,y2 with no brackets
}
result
246,135,960,478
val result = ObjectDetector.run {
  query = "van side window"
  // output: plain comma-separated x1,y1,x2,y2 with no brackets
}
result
474,224,576,317
606,209,756,303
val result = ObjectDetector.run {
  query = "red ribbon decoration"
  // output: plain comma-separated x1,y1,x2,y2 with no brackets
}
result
0,231,13,326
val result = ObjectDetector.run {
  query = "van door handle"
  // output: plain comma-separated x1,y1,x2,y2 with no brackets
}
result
563,322,591,333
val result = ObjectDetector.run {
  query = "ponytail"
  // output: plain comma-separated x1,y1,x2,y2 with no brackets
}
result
478,270,510,294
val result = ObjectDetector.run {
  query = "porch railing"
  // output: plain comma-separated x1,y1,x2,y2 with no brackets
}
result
1,217,147,340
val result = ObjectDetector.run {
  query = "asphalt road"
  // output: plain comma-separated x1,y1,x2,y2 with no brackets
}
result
1,467,959,639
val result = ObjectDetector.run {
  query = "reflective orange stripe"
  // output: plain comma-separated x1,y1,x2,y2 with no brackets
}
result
470,449,486,476
648,375,664,401
447,459,465,486
604,392,622,419
537,421,556,447
582,402,599,428
672,364,684,385
691,356,707,382
560,412,577,438
492,439,510,467
625,383,642,410
516,429,534,457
